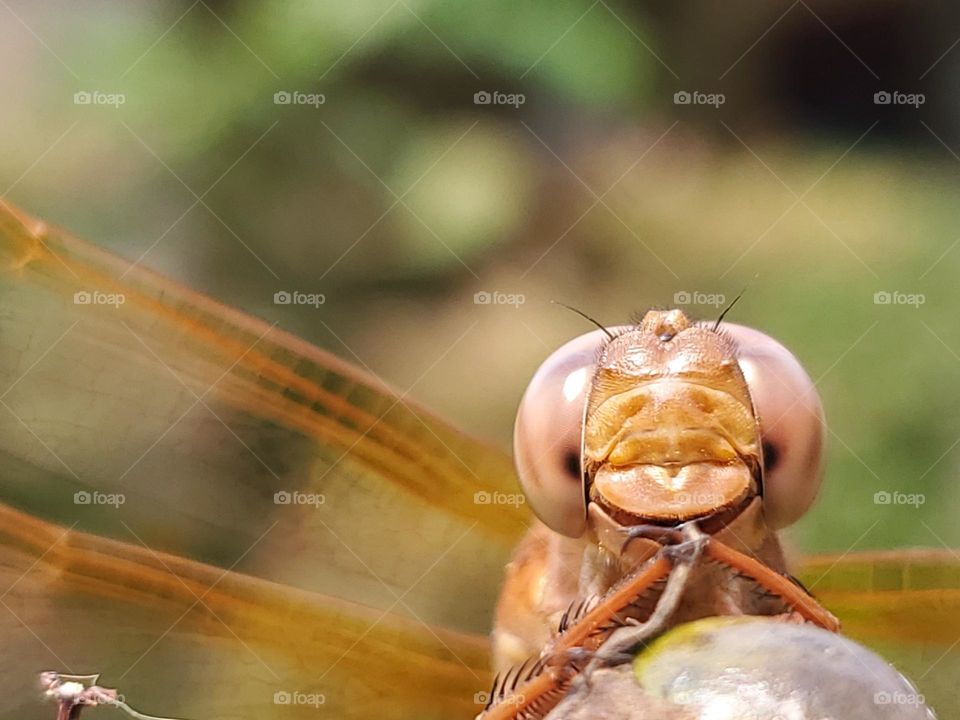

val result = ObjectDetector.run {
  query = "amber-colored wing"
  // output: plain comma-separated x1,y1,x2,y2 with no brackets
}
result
0,503,490,719
798,549,960,711
0,201,529,717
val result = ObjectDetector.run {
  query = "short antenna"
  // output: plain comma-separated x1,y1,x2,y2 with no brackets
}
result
551,301,616,341
712,290,745,331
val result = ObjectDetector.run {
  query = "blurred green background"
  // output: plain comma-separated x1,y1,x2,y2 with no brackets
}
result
3,0,960,559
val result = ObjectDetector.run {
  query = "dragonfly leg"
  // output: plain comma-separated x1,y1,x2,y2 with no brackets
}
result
624,524,839,631
704,539,840,631
478,551,680,720
583,525,707,671
620,524,684,550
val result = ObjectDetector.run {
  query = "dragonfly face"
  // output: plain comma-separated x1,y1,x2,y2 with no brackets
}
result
583,309,762,526
514,308,824,541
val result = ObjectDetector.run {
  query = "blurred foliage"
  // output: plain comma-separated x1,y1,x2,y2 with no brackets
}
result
3,0,960,560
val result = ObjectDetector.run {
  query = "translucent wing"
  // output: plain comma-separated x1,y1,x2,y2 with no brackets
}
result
0,201,529,717
0,502,490,719
798,549,960,711
0,202,528,629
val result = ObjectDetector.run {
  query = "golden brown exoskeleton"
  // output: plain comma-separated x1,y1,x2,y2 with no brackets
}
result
492,308,832,674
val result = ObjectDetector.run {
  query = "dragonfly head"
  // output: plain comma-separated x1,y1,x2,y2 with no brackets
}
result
514,309,824,539
582,309,761,527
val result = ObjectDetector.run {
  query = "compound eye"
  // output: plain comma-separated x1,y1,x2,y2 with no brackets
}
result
720,323,825,529
514,330,609,537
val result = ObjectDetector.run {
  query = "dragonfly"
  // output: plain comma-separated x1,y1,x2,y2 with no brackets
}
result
479,308,939,718
0,201,957,719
